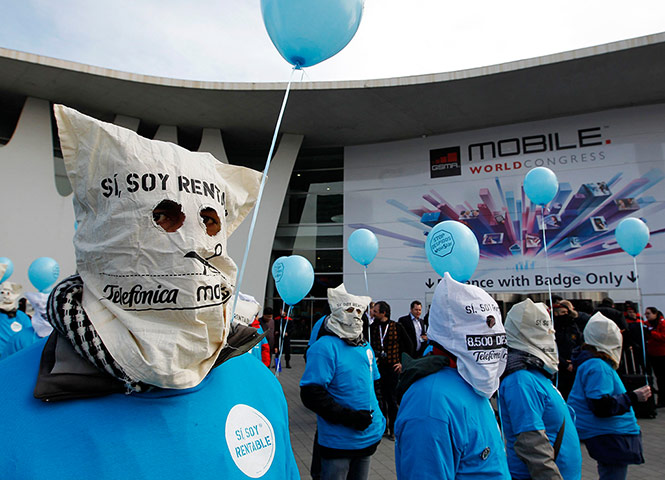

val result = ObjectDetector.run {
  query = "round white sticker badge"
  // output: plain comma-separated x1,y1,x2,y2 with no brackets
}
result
225,404,276,478
10,321,22,333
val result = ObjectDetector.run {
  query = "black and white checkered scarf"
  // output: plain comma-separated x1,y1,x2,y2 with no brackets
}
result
47,275,145,393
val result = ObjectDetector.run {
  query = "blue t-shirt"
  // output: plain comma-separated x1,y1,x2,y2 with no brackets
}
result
395,367,510,480
308,315,326,346
4,326,40,359
568,357,640,439
499,369,582,480
300,334,385,449
249,324,269,364
0,340,299,479
0,310,34,361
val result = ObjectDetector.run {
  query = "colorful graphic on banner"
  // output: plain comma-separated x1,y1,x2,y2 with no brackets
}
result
352,169,664,263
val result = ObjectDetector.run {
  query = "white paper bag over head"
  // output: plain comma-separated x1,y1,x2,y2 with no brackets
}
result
54,104,261,388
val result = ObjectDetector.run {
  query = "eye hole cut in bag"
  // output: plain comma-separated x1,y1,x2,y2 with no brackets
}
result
152,200,185,233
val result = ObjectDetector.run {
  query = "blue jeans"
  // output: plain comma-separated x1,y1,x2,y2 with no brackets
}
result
321,456,372,480
597,462,628,480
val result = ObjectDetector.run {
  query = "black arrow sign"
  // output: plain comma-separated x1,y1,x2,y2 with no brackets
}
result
627,271,637,283
425,278,435,289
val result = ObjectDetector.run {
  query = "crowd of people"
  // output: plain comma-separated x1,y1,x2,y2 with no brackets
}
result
298,284,663,480
1,104,664,480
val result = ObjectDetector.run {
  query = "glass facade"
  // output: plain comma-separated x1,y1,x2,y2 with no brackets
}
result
266,148,344,344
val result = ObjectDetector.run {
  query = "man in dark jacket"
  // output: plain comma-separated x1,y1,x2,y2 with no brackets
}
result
398,300,428,357
553,302,584,399
369,301,413,440
275,309,294,369
596,298,629,333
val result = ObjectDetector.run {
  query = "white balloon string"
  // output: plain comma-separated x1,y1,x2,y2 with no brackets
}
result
230,65,299,326
633,256,649,385
275,305,293,377
541,206,558,387
363,265,371,346
363,265,374,410
496,390,506,445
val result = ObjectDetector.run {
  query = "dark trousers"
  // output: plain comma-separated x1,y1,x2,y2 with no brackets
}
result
283,337,291,367
557,367,575,400
649,355,665,405
311,429,321,480
376,364,399,433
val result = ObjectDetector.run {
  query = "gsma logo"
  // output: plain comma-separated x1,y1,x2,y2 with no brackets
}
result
430,147,461,178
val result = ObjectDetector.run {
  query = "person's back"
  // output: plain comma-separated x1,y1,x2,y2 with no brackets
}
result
567,313,649,479
500,370,581,479
0,339,298,479
500,299,581,480
568,355,640,439
394,273,509,480
396,365,509,479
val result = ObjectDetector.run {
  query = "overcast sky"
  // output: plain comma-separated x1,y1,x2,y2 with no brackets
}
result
2,0,664,83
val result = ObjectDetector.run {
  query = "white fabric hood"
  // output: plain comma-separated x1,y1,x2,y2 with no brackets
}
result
326,284,371,341
0,282,22,312
584,312,623,368
427,273,507,398
231,293,261,326
505,299,558,373
24,291,53,337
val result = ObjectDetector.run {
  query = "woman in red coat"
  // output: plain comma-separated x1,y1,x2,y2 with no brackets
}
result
646,307,665,407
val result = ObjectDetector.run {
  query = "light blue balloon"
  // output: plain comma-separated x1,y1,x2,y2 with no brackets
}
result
524,167,559,206
28,257,60,293
615,217,650,257
348,228,379,266
425,221,479,282
274,255,315,305
261,0,364,68
0,257,14,283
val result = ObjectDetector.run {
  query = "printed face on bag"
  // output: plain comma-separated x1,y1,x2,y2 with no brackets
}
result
87,166,237,311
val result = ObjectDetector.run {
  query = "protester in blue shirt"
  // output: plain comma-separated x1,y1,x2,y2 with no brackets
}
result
568,313,651,480
499,299,582,480
301,284,384,480
0,281,36,361
0,105,297,479
394,273,510,479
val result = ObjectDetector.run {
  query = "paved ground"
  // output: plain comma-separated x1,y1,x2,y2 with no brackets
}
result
275,354,665,480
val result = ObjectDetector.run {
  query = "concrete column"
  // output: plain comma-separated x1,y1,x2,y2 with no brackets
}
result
199,128,229,164
0,97,76,287
153,125,178,143
113,115,140,131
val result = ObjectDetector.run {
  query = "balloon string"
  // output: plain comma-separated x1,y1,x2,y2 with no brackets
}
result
275,304,293,377
230,66,299,325
363,265,373,410
633,256,649,386
541,207,558,388
363,266,371,347
496,390,506,445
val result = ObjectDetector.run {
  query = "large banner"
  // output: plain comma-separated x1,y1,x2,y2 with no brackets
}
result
344,105,665,312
